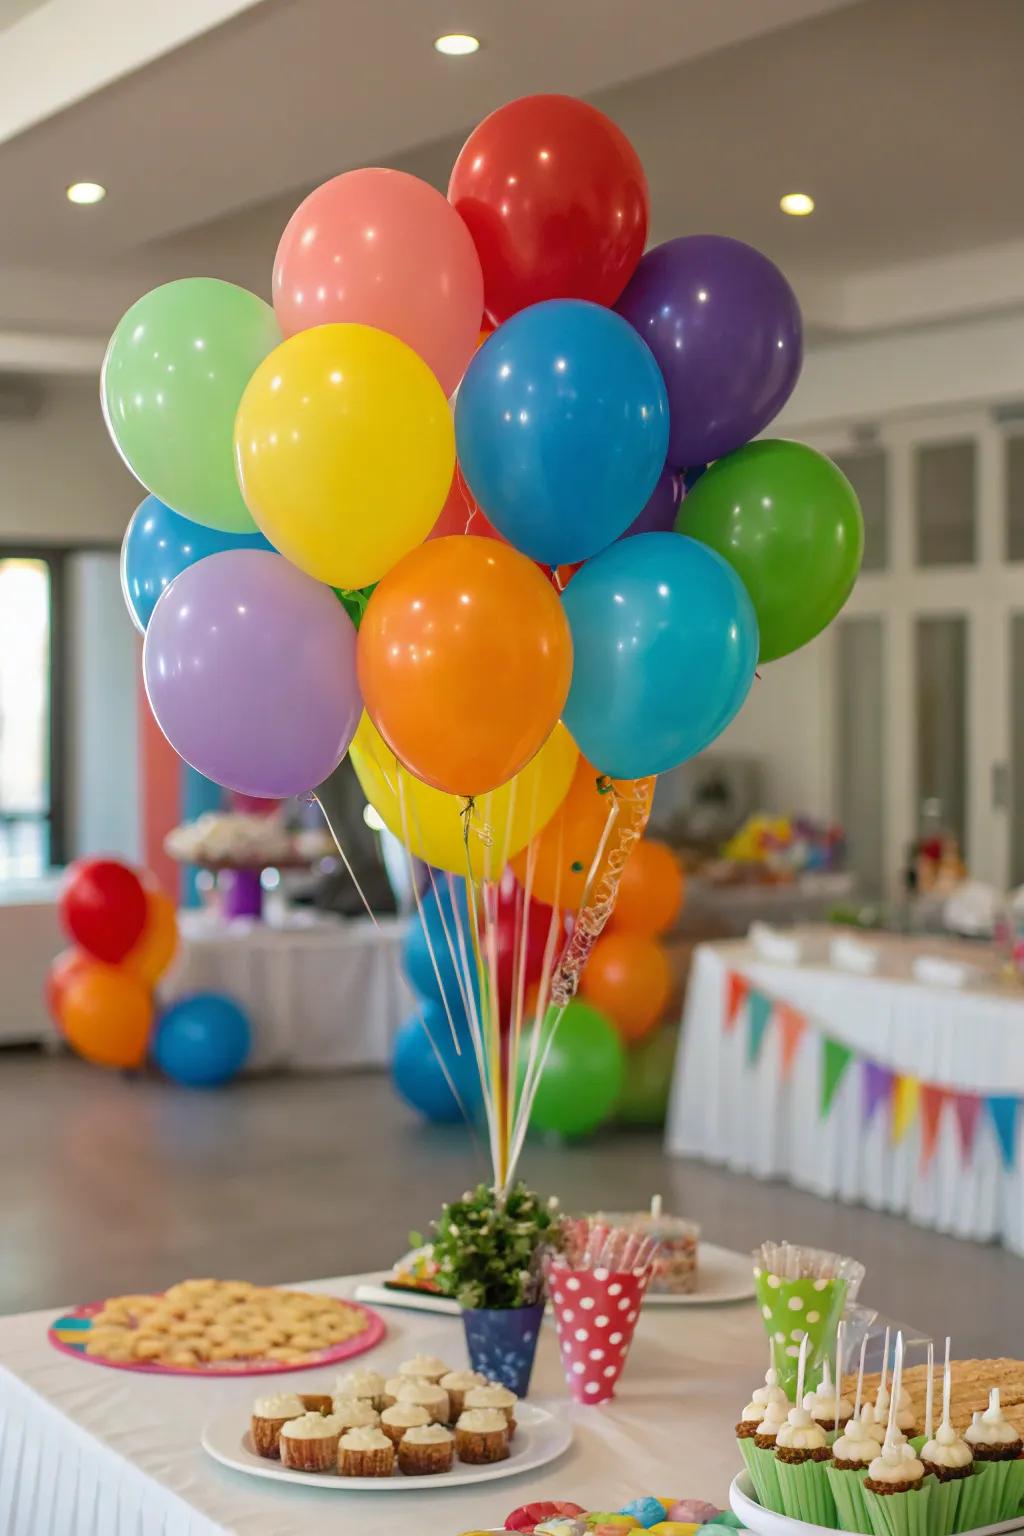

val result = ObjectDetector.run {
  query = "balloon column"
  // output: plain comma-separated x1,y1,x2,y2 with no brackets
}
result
100,93,863,1185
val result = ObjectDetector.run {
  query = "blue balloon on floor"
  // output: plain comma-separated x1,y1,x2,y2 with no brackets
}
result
392,1002,481,1124
402,878,479,1020
121,494,273,632
153,993,252,1087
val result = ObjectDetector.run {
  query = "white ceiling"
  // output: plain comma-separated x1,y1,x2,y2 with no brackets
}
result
0,0,1021,372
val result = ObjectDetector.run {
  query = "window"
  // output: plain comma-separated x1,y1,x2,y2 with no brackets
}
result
0,552,63,878
914,440,976,566
833,449,888,572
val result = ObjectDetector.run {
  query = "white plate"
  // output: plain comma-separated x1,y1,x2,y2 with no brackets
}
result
644,1243,755,1306
201,1400,571,1492
730,1470,1024,1536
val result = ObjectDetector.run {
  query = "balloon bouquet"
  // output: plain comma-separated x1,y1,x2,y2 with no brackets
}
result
100,93,863,1186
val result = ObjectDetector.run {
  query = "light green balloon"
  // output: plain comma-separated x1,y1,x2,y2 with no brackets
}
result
520,1000,624,1140
617,1026,678,1126
102,278,280,533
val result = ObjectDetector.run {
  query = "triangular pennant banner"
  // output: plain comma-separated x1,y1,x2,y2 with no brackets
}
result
987,1096,1019,1169
776,1003,807,1080
821,1038,854,1116
724,972,750,1032
892,1074,921,1144
862,1060,894,1126
953,1093,982,1163
919,1085,947,1171
746,991,773,1066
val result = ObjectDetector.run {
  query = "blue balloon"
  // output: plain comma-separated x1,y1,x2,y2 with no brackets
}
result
561,532,759,778
402,879,479,1020
455,299,669,567
120,494,273,632
153,992,251,1087
392,1002,481,1124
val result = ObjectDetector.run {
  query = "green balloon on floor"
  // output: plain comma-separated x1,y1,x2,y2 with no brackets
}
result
521,999,624,1139
617,1026,678,1126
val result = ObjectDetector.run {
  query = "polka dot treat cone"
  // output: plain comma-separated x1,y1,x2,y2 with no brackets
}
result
753,1241,865,1401
548,1260,651,1404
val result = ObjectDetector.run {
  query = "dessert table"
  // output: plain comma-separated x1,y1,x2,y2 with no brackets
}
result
667,929,1024,1251
0,1272,764,1536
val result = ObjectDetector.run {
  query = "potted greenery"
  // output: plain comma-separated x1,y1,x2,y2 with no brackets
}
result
432,1182,560,1395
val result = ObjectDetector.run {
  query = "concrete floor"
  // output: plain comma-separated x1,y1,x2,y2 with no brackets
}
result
2,1050,1022,1356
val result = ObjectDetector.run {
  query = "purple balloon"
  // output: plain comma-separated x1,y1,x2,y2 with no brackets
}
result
144,550,360,798
616,235,802,469
618,465,681,539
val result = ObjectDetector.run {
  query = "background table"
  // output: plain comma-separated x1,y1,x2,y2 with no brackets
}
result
0,1272,764,1536
667,929,1024,1251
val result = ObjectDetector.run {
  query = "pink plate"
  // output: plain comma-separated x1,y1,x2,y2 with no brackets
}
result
48,1292,386,1377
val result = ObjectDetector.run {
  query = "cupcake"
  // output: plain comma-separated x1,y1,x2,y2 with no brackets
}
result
396,1378,450,1423
864,1440,927,1495
278,1411,343,1472
397,1422,455,1476
965,1390,1023,1461
463,1383,517,1434
380,1402,432,1447
398,1353,450,1385
875,1378,917,1436
737,1366,788,1438
826,1409,884,1534
334,1368,387,1412
329,1397,381,1431
455,1407,511,1464
250,1392,306,1458
738,1395,788,1513
337,1424,395,1477
920,1420,973,1482
381,1375,405,1409
772,1341,837,1530
833,1411,883,1471
804,1361,854,1432
776,1406,832,1466
440,1369,488,1421
754,1397,789,1450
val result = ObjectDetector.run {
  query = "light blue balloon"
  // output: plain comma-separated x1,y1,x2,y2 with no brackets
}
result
120,494,273,632
402,878,479,1021
392,1002,482,1125
455,299,669,567
561,532,759,777
152,992,251,1088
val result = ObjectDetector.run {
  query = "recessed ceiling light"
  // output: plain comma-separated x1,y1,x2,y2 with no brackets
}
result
66,181,106,205
780,192,814,217
434,32,480,55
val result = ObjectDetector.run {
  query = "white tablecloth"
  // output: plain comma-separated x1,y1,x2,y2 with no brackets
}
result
0,1273,763,1536
164,912,415,1072
667,930,1024,1251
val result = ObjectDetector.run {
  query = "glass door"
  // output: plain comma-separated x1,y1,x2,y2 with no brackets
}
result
0,556,55,877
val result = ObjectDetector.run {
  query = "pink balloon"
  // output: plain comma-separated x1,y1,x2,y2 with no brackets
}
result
273,168,484,397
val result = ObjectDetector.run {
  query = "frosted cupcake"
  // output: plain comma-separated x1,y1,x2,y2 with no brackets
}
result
397,1422,455,1476
826,1409,884,1534
754,1397,789,1450
776,1406,832,1465
832,1412,882,1471
334,1368,387,1412
381,1375,406,1409
804,1361,853,1432
965,1390,1023,1461
250,1392,305,1458
398,1353,450,1385
455,1407,510,1464
920,1420,973,1483
279,1411,344,1472
380,1402,432,1447
337,1424,395,1477
397,1378,450,1423
864,1440,926,1495
463,1382,517,1435
875,1378,917,1436
440,1369,488,1421
329,1397,381,1431
737,1366,788,1438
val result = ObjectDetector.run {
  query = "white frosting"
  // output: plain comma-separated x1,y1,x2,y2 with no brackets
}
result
457,1408,508,1433
854,1403,887,1444
752,1367,788,1409
463,1384,516,1410
339,1426,392,1452
875,1382,913,1417
965,1391,1021,1447
833,1414,882,1465
804,1363,854,1424
440,1370,488,1392
381,1403,431,1429
921,1421,973,1469
756,1399,790,1438
334,1370,385,1399
402,1424,455,1446
329,1398,380,1428
868,1443,925,1484
398,1354,449,1381
396,1381,448,1414
252,1393,305,1419
384,1376,406,1397
279,1412,343,1440
776,1406,829,1451
742,1397,765,1422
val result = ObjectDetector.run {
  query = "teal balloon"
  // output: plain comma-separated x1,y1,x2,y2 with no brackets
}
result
392,1002,481,1124
561,532,758,778
618,1027,678,1126
121,495,273,632
521,999,624,1139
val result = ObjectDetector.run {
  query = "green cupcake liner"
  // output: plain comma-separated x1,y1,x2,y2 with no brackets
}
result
926,1475,963,1536
737,1437,784,1514
909,1436,927,1455
776,1456,838,1527
863,1480,932,1536
826,1463,873,1533
953,1460,1024,1532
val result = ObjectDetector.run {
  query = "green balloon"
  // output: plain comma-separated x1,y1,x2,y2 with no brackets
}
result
617,1027,678,1126
678,439,863,663
521,1000,624,1140
102,278,280,534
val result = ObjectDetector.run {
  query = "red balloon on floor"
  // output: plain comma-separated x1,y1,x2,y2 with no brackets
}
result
59,858,148,963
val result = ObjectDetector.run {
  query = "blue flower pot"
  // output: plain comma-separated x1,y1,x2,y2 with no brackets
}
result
461,1301,544,1396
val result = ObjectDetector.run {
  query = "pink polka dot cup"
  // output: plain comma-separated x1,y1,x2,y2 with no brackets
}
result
548,1260,651,1404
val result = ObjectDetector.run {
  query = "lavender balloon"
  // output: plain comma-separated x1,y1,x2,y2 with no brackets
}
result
618,465,681,539
144,550,360,798
616,235,802,469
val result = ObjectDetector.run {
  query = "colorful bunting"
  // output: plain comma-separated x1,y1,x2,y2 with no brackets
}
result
746,991,773,1065
862,1060,893,1126
987,1096,1019,1169
775,1002,806,1080
919,1085,947,1171
892,1074,920,1145
953,1093,983,1164
724,971,749,1032
821,1038,854,1116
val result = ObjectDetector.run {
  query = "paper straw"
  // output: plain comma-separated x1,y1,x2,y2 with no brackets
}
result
834,1319,846,1432
925,1339,935,1440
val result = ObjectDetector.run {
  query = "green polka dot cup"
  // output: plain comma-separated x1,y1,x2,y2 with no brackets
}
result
753,1244,865,1400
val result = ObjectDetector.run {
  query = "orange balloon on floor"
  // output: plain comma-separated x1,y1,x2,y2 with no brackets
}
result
511,756,654,912
45,948,91,1025
609,839,685,936
358,536,572,796
580,932,672,1043
123,889,179,986
60,965,153,1069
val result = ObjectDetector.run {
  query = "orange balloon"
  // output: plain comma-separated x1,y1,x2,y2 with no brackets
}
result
358,535,572,796
580,932,672,1043
123,889,179,985
60,964,153,1069
511,756,654,912
609,839,685,936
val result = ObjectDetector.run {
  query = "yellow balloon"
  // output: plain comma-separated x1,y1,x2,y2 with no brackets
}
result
351,713,577,879
234,323,454,588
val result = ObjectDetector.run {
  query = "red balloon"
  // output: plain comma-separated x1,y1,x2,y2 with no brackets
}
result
493,874,564,1018
231,792,284,816
429,462,505,541
59,858,147,963
45,948,92,1027
449,94,649,326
